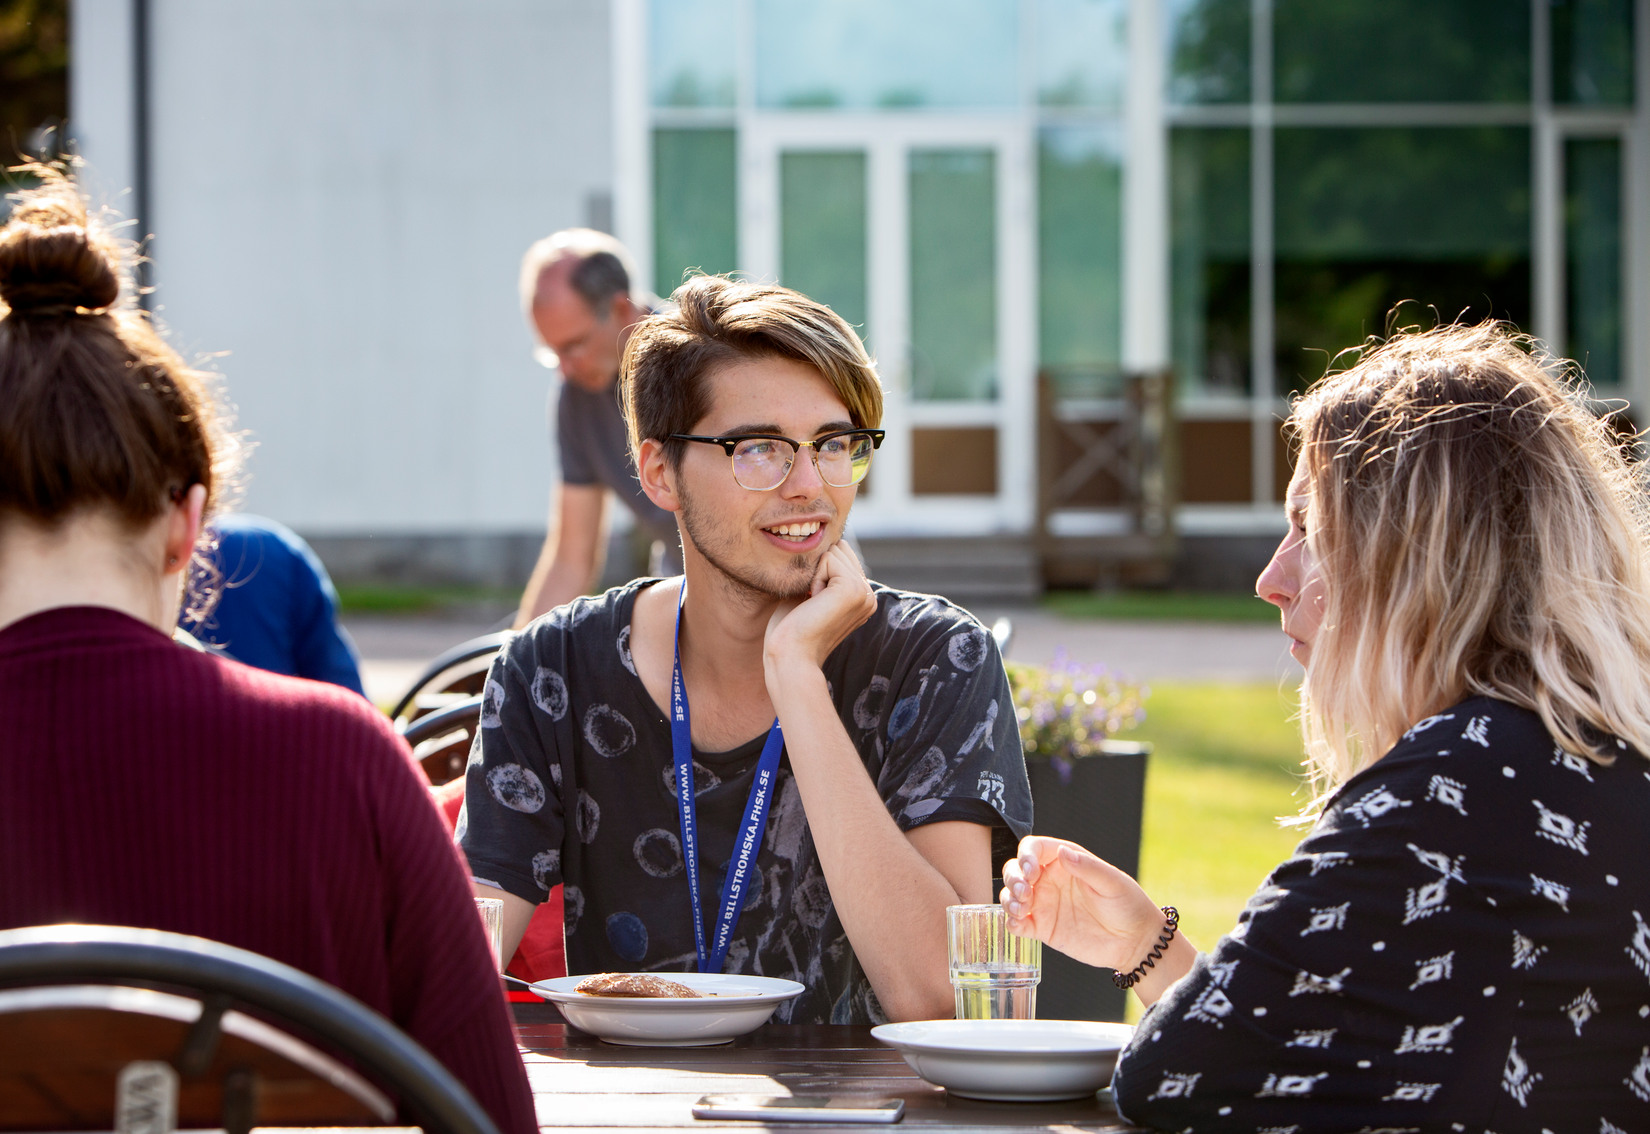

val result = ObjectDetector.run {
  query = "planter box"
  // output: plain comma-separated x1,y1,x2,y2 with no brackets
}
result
1024,740,1149,1023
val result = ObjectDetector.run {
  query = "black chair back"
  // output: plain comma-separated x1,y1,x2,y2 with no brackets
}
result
0,924,501,1134
386,632,509,786
387,632,511,723
399,693,486,786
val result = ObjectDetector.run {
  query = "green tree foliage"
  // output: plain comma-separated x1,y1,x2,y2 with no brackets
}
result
0,0,66,161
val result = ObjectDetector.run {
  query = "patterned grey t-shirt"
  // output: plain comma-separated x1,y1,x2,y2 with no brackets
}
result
457,578,1032,1024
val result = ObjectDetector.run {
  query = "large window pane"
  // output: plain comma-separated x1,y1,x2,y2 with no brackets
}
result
653,129,738,298
1553,0,1635,106
1566,138,1622,388
1274,0,1530,103
1170,127,1251,395
910,149,997,401
1167,0,1250,104
1037,0,1128,109
755,0,1018,109
1039,126,1122,393
1274,127,1532,391
650,0,737,107
781,151,868,339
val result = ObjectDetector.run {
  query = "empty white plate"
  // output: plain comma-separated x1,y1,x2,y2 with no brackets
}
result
871,1018,1135,1101
530,973,805,1046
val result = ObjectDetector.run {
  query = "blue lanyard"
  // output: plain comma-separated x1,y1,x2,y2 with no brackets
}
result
671,584,785,973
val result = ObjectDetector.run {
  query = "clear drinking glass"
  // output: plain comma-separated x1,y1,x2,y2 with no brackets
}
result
947,903,1041,1020
475,897,505,970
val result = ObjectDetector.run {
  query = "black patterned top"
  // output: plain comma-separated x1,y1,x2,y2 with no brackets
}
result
1114,696,1650,1134
457,578,1032,1024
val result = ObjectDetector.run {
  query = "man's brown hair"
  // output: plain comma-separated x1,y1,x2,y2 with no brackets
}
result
619,274,883,467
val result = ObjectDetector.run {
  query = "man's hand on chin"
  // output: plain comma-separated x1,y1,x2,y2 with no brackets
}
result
764,541,877,675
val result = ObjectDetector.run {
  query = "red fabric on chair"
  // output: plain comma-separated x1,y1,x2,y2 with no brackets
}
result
433,778,567,999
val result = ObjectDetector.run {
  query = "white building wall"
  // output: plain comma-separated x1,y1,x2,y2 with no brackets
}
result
72,0,613,535
69,0,138,223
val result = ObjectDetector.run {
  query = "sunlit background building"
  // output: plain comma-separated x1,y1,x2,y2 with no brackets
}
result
71,0,1646,597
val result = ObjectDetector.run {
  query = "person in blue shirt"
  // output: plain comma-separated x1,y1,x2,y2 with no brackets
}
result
180,513,365,695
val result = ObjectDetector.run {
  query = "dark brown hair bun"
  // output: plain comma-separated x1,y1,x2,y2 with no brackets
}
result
0,175,121,315
0,163,237,547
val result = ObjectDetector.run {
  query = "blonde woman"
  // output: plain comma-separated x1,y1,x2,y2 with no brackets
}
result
1003,324,1650,1133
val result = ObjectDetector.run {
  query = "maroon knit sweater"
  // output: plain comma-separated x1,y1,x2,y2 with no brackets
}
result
0,606,537,1134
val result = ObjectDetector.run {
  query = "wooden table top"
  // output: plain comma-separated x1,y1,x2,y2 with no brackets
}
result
513,1004,1145,1133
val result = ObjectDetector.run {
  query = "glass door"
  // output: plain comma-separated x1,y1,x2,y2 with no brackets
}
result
742,115,1035,536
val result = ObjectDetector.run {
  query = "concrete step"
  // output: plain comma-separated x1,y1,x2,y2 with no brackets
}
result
859,535,1042,603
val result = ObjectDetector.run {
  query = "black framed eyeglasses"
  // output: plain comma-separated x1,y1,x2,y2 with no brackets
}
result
670,428,886,491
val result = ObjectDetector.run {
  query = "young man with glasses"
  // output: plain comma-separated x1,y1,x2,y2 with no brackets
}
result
460,276,1031,1023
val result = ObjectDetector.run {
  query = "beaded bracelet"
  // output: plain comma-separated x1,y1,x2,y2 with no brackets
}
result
1111,906,1180,990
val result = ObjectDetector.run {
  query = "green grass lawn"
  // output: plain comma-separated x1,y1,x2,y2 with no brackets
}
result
1041,590,1280,623
336,584,517,615
1127,681,1309,953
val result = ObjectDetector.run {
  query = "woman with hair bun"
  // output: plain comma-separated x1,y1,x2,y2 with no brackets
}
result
1003,323,1650,1133
0,168,535,1134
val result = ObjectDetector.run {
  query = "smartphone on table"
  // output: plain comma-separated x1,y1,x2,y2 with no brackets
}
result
692,1094,905,1123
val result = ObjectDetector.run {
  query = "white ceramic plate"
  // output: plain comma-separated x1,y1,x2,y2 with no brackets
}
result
530,973,805,1046
871,1019,1135,1101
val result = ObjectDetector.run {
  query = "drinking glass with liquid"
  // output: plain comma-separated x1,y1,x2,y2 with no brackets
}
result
947,903,1041,1019
475,896,505,970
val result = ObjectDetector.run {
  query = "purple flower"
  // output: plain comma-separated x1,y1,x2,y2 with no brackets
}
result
1007,656,1147,766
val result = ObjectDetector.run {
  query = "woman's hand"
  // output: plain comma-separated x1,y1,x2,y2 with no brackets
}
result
1000,835,1169,973
763,541,877,677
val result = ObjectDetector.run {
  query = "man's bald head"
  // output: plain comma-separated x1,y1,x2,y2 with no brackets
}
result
519,228,640,316
521,229,649,392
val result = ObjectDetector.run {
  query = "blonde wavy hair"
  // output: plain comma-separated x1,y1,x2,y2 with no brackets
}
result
1292,322,1650,812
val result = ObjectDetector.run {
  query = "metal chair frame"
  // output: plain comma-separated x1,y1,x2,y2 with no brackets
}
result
0,924,501,1134
387,632,511,723
399,693,486,785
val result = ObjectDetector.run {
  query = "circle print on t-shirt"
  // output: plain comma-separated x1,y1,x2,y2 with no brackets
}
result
607,911,649,962
659,759,722,799
895,746,948,805
888,692,922,740
562,885,585,932
532,666,570,720
480,676,506,728
792,867,833,929
531,848,560,890
947,627,988,672
634,828,684,878
853,675,890,731
575,788,601,843
583,704,637,759
487,763,546,813
886,596,925,629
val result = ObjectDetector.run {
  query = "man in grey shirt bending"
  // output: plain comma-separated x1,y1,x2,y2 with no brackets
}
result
513,230,681,629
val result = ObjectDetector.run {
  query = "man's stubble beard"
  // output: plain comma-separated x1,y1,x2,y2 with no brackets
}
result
677,486,828,603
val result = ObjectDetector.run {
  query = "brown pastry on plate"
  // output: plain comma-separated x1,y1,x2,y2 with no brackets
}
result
574,973,703,998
